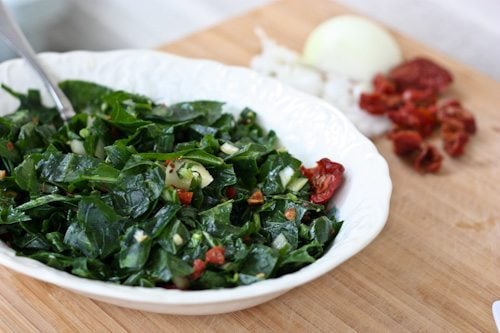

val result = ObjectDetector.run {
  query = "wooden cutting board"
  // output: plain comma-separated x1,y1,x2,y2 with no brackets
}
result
1,0,499,331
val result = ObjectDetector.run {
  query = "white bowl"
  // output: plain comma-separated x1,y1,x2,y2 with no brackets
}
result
0,50,391,314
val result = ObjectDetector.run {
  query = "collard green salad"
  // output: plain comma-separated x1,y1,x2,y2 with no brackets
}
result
0,81,345,290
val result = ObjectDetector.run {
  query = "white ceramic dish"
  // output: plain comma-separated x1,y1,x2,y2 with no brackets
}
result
0,50,391,315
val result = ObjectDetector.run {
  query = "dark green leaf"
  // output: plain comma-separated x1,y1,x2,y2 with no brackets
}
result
137,149,224,166
147,248,192,282
240,244,279,278
199,200,238,237
119,226,153,269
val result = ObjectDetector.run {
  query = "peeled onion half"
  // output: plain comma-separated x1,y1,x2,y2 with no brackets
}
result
303,15,402,81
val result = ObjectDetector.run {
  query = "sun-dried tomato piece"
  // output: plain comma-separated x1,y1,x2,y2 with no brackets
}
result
388,57,453,93
359,92,402,115
176,189,193,205
387,103,419,128
300,158,342,180
401,88,437,106
5,141,14,152
390,130,423,156
284,208,296,221
373,74,397,94
441,118,469,157
225,186,237,199
301,158,344,205
247,190,264,205
205,246,225,265
191,259,206,280
317,158,344,175
444,131,469,157
413,143,443,173
437,99,476,134
388,103,437,137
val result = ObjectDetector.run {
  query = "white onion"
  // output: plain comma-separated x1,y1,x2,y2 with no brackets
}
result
165,159,213,190
278,166,295,188
220,142,240,155
303,15,402,81
69,140,86,155
250,27,393,138
287,177,308,192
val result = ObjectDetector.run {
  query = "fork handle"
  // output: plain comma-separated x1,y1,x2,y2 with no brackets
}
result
0,1,75,121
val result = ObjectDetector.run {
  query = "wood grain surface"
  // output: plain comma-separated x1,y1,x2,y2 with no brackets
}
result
1,0,500,331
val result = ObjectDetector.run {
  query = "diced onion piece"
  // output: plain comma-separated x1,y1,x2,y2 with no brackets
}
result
86,115,96,128
133,229,148,243
279,166,295,188
165,159,213,190
287,177,308,192
272,233,289,250
191,164,214,188
251,28,324,96
95,138,105,159
303,15,402,81
172,233,184,246
69,140,85,155
220,142,239,155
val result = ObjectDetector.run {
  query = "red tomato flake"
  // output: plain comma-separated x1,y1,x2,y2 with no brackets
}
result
205,246,225,265
176,189,193,205
401,88,437,106
191,259,206,280
390,130,423,156
437,99,476,134
387,103,437,137
373,74,397,94
225,186,237,199
388,57,453,93
441,118,469,157
300,158,344,205
414,143,443,173
247,190,264,205
359,92,401,115
5,141,14,152
284,208,296,221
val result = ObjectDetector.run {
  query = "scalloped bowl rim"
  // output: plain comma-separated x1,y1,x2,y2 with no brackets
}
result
0,50,391,309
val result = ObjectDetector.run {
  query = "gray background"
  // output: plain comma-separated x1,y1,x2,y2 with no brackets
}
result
3,0,500,81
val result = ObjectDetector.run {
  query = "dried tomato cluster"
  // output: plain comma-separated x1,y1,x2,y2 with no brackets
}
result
359,57,476,173
300,158,344,204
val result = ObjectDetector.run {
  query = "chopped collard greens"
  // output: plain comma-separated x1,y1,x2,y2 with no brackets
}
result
0,80,345,290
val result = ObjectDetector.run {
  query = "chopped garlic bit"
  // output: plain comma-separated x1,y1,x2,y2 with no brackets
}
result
278,166,295,188
220,142,239,155
133,229,148,243
173,233,184,246
68,140,86,155
250,28,391,138
255,272,266,279
287,177,308,192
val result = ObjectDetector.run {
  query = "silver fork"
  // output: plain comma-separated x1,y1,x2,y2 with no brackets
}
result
0,0,75,122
